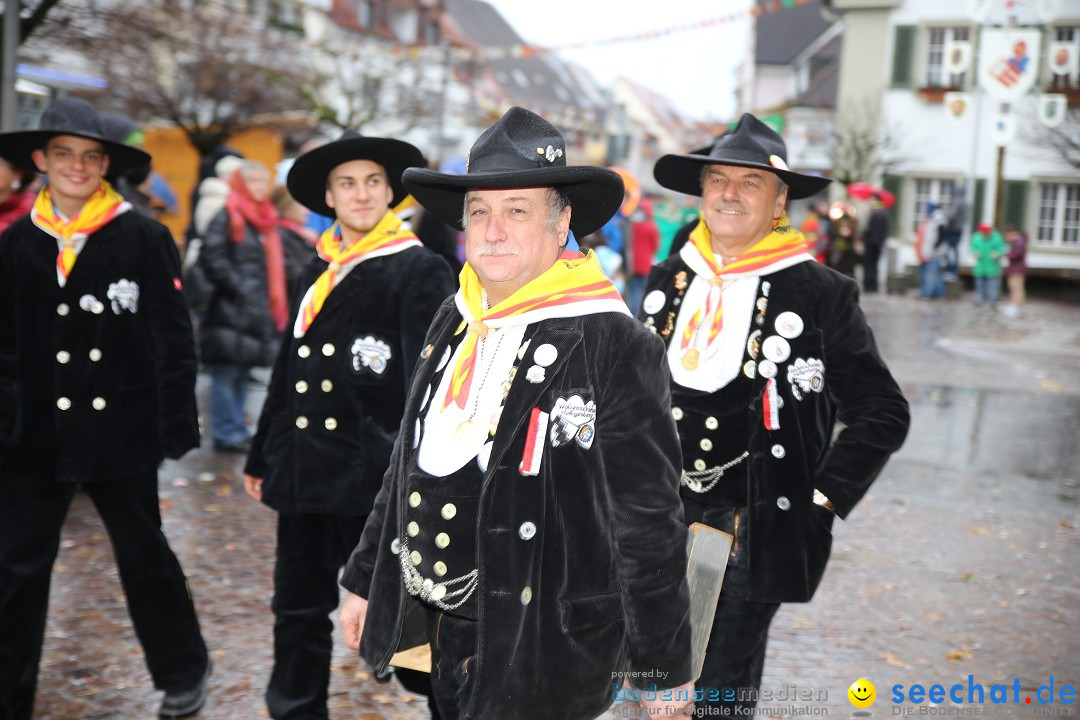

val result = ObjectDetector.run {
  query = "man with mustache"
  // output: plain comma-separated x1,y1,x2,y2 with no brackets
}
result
337,107,695,719
241,131,454,719
642,114,910,715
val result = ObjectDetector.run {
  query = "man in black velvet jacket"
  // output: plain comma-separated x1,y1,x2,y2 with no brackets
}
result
643,114,911,715
337,107,695,719
0,98,210,719
242,131,454,719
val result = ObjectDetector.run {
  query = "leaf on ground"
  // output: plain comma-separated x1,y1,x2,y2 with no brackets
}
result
202,504,222,513
880,652,911,668
966,526,990,535
926,612,945,622
159,499,173,511
792,618,814,629
217,484,233,497
946,649,974,661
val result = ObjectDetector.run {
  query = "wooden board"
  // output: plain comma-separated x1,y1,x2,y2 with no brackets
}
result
686,522,734,681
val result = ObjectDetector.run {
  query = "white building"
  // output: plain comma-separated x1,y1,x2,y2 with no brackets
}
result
835,0,1080,275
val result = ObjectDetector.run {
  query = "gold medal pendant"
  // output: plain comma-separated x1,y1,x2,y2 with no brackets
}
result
682,348,700,371
455,419,487,448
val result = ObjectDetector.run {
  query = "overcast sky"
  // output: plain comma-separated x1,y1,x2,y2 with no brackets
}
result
483,0,755,121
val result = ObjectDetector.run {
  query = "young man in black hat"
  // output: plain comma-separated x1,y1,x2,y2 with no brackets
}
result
241,130,454,720
643,113,911,715
0,98,210,719
337,107,696,719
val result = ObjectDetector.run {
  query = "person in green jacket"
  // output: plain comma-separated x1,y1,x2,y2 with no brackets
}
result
970,222,1007,307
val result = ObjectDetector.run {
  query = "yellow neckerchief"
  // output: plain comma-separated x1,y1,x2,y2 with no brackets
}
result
296,210,419,336
680,212,808,355
31,181,128,284
443,249,625,410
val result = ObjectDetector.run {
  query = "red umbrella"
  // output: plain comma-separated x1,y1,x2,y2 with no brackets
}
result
846,182,895,208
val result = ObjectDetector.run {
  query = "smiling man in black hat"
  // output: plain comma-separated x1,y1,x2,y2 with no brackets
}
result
240,130,454,720
643,114,911,715
0,98,210,719
336,106,695,719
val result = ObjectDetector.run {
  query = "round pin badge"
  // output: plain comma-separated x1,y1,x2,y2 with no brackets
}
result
533,343,558,367
742,360,757,379
762,335,791,363
774,311,804,339
746,329,762,359
642,290,666,315
758,359,778,379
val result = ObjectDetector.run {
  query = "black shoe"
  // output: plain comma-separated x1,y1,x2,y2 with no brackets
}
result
213,438,251,454
159,660,211,718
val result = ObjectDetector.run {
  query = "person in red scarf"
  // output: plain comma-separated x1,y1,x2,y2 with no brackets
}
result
197,160,287,452
0,155,38,232
269,184,317,301
644,114,910,716
0,98,210,719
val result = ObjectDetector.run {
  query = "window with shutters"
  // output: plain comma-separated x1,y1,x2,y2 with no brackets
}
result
910,177,959,236
1035,182,1080,248
923,26,972,90
1046,25,1079,88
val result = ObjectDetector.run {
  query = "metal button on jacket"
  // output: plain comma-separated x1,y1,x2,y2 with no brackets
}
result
771,444,786,459
322,343,335,356
672,407,684,421
776,496,791,511
295,380,308,393
390,538,401,554
435,532,450,549
92,397,106,411
407,521,419,537
324,417,338,431
296,416,309,429
441,503,456,519
705,416,719,430
518,521,537,540
56,303,70,316
321,379,333,392
298,345,311,358
700,438,713,452
89,348,102,362
410,550,422,565
520,586,533,605
433,561,447,577
56,397,71,410
56,351,71,364
410,492,422,508
693,459,707,471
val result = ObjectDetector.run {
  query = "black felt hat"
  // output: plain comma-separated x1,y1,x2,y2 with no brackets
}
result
0,98,150,176
654,113,831,200
401,106,624,237
286,129,424,217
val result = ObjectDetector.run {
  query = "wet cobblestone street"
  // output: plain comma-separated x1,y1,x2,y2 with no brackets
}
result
31,291,1080,719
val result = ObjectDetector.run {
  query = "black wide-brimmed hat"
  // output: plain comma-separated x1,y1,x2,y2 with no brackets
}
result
0,98,151,176
402,106,624,237
287,130,424,217
654,113,831,200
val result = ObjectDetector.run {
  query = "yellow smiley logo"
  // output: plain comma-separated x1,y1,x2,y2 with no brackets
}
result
848,678,876,708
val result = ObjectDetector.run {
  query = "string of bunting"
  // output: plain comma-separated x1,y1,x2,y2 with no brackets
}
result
378,0,816,62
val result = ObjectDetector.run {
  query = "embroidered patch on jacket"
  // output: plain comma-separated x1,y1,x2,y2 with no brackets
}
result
107,279,139,314
351,336,392,375
787,357,825,401
549,394,596,450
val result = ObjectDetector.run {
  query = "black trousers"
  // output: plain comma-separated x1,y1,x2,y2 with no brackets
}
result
423,608,477,720
0,471,209,720
862,243,882,293
683,499,781,717
267,512,369,720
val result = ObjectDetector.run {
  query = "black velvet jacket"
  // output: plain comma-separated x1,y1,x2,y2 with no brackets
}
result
341,299,694,720
642,255,910,603
244,245,454,516
0,212,200,481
